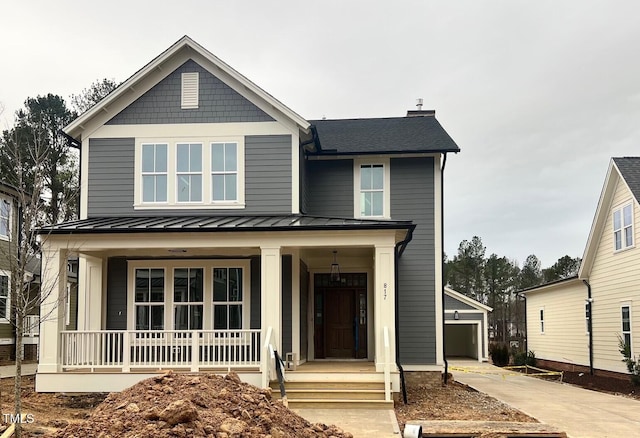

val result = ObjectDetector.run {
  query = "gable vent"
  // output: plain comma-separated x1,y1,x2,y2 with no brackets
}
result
181,72,199,109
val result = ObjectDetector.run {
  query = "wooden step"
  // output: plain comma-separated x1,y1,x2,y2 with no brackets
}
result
275,388,386,400
272,380,384,390
286,399,394,409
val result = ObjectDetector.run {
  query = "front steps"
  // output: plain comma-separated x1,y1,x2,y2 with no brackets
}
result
270,373,395,409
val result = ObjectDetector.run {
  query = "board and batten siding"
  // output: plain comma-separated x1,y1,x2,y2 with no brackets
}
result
87,135,292,217
588,178,640,374
524,280,589,368
305,159,354,217
391,157,436,365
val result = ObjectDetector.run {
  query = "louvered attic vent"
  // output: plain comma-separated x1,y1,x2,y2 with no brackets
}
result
181,72,199,109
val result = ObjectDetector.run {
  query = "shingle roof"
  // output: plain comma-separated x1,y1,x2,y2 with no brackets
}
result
310,116,460,155
39,215,414,235
613,157,640,203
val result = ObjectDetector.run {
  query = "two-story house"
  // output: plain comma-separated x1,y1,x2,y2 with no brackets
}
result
522,157,640,377
36,36,460,401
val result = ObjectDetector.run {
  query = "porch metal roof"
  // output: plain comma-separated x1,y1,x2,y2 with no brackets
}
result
39,214,415,235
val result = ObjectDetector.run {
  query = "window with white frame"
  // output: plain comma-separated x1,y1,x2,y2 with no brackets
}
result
540,308,545,333
176,143,203,202
174,268,203,330
213,267,243,330
622,305,632,358
613,203,633,251
141,144,168,203
0,273,9,321
354,158,390,218
211,143,238,202
0,198,10,240
134,268,165,330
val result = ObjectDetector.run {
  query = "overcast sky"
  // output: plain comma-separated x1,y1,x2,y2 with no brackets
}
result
2,1,639,268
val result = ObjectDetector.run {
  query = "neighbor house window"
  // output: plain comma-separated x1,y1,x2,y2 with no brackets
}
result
0,199,10,240
211,143,238,202
540,308,545,333
174,268,203,330
622,305,632,358
0,274,9,321
141,144,168,203
176,143,202,202
135,268,165,330
213,267,243,330
613,203,633,251
354,158,390,218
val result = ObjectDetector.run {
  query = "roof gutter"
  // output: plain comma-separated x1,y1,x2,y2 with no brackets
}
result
394,227,414,404
441,152,449,384
583,279,594,375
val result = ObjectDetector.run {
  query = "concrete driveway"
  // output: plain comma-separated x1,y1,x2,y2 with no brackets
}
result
450,360,640,437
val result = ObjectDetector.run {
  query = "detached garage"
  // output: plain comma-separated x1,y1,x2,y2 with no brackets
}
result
444,287,492,362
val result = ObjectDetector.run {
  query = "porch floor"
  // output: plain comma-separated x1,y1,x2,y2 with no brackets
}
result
292,361,375,373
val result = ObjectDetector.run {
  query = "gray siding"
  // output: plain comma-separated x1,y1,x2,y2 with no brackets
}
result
445,312,484,322
281,256,292,355
392,157,436,365
106,257,128,330
250,257,261,329
87,135,292,217
299,148,308,213
444,294,476,311
305,159,353,217
107,60,273,125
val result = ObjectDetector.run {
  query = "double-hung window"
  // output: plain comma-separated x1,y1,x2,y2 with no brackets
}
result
0,199,10,240
613,203,633,251
213,267,243,330
176,143,202,202
622,305,632,358
211,143,238,202
173,268,203,330
0,273,9,321
141,144,168,203
354,158,390,218
134,268,165,330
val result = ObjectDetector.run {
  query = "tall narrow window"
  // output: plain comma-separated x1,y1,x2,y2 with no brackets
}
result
0,199,10,239
540,308,545,333
622,305,632,358
213,267,243,330
360,164,384,217
141,144,168,203
211,143,238,202
0,274,8,320
135,269,165,330
176,143,202,202
613,203,633,251
174,268,203,330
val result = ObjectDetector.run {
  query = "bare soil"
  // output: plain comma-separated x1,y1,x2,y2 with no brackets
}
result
558,370,640,399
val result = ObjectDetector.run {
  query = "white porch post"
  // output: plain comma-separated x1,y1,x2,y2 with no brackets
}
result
291,250,300,366
39,244,68,373
260,246,282,351
374,244,396,372
77,255,103,330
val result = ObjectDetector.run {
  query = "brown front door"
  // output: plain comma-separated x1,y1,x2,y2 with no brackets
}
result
314,273,367,359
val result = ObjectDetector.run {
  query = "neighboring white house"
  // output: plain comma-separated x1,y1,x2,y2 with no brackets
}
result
444,287,491,362
522,157,640,376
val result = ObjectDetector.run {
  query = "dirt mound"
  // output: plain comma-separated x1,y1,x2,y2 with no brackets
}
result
50,372,352,438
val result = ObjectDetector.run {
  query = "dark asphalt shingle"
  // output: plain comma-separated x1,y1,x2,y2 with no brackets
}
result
613,157,640,203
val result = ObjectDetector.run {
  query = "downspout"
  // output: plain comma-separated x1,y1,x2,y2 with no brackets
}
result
58,130,82,219
441,153,449,384
395,226,414,405
583,279,594,375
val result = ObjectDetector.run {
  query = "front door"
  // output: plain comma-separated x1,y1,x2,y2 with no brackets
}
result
314,273,367,359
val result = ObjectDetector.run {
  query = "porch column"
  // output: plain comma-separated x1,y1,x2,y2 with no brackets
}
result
290,250,301,366
77,255,103,330
260,246,282,351
39,244,68,373
374,244,396,372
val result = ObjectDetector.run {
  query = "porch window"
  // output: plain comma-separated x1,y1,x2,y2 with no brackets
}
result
213,267,243,329
176,143,202,202
135,268,165,330
0,198,10,239
0,273,8,321
211,143,238,202
173,268,203,330
613,203,633,251
141,144,168,203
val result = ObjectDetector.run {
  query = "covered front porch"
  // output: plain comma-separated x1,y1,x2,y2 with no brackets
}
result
36,215,412,393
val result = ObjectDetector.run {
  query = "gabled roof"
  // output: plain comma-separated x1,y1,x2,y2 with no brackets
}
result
518,275,581,295
444,287,493,312
309,115,460,155
64,36,310,139
579,157,640,278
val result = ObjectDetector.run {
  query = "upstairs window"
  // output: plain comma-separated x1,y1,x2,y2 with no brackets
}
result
354,158,390,218
211,143,238,202
613,203,633,251
0,273,9,321
0,199,10,240
141,144,168,203
176,143,202,202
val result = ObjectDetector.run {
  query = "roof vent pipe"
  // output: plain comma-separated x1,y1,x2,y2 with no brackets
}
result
416,98,423,110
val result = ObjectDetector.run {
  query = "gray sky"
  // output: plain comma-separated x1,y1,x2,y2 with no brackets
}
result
2,1,639,268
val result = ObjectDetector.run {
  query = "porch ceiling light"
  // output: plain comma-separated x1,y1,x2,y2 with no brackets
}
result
330,250,341,283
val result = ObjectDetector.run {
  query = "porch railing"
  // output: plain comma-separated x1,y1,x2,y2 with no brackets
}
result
23,315,40,337
60,329,261,372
